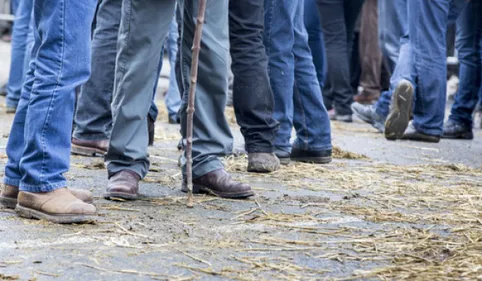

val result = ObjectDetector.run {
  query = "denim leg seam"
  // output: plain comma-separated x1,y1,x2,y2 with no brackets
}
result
293,81,308,150
39,0,65,184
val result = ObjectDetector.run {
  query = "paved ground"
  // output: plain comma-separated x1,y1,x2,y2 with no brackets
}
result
0,41,482,281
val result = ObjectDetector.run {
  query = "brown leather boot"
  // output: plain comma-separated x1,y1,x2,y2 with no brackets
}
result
0,185,94,209
16,188,96,224
71,138,109,157
182,169,254,199
105,170,140,200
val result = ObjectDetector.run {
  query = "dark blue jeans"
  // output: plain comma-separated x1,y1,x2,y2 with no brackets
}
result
316,0,364,115
4,0,97,192
304,0,326,88
448,1,482,127
229,0,279,153
264,0,332,154
409,0,467,136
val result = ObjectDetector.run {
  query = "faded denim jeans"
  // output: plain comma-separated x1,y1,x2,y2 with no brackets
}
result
4,0,97,192
264,0,332,154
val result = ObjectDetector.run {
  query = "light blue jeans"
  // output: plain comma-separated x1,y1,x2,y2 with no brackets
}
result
6,0,33,109
4,0,97,192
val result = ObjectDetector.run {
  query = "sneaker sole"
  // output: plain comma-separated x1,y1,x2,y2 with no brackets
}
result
15,204,96,224
291,156,332,164
385,80,414,140
71,144,106,157
0,195,17,209
181,184,254,199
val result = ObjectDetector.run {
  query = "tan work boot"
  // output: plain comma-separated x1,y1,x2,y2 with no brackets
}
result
0,185,94,209
15,188,96,224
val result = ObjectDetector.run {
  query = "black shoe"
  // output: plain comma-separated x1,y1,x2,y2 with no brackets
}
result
290,147,332,164
351,103,385,133
385,79,414,140
148,116,155,146
401,122,440,143
0,83,7,97
275,151,291,165
442,120,473,140
168,114,180,124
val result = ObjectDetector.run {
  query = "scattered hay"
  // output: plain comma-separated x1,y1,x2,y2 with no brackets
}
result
332,146,368,160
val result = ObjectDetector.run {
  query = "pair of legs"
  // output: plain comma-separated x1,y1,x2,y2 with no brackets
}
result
73,0,168,149
316,0,364,118
2,0,98,223
265,0,332,164
444,0,482,140
106,0,252,200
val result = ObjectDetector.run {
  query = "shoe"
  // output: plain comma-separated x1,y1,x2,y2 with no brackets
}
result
330,114,353,123
354,92,379,104
385,79,414,140
0,185,93,209
401,122,440,143
168,114,180,125
15,188,96,224
275,151,291,165
247,153,280,173
72,138,108,157
0,84,7,96
182,169,254,199
351,103,385,133
105,170,140,200
6,106,16,114
442,120,473,140
148,116,155,146
290,147,332,164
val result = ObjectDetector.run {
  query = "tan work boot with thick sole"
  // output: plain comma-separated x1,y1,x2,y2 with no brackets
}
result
0,185,93,209
15,188,96,224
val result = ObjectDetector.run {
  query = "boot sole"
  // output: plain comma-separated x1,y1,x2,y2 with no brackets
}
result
181,185,254,199
15,205,96,224
291,156,332,164
71,144,106,157
104,192,138,201
0,195,17,209
441,132,474,140
385,80,414,140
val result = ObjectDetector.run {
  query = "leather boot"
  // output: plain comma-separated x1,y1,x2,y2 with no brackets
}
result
16,188,96,224
105,170,140,200
247,153,280,173
0,185,93,209
71,138,109,157
182,169,254,199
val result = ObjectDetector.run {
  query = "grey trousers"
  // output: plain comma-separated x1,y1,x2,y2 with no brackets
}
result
107,0,232,180
178,0,232,179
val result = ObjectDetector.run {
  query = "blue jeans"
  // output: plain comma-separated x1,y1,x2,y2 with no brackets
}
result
375,0,465,124
73,0,159,141
378,0,406,73
448,1,482,127
164,17,181,119
410,0,467,136
264,0,332,154
4,0,97,192
6,0,33,109
304,0,326,88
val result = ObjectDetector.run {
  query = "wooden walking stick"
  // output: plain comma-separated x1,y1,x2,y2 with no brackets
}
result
186,0,207,208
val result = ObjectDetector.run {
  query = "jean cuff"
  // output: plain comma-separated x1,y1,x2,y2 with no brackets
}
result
293,140,332,152
5,98,19,109
4,177,20,187
19,181,66,193
245,145,274,154
412,122,443,137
